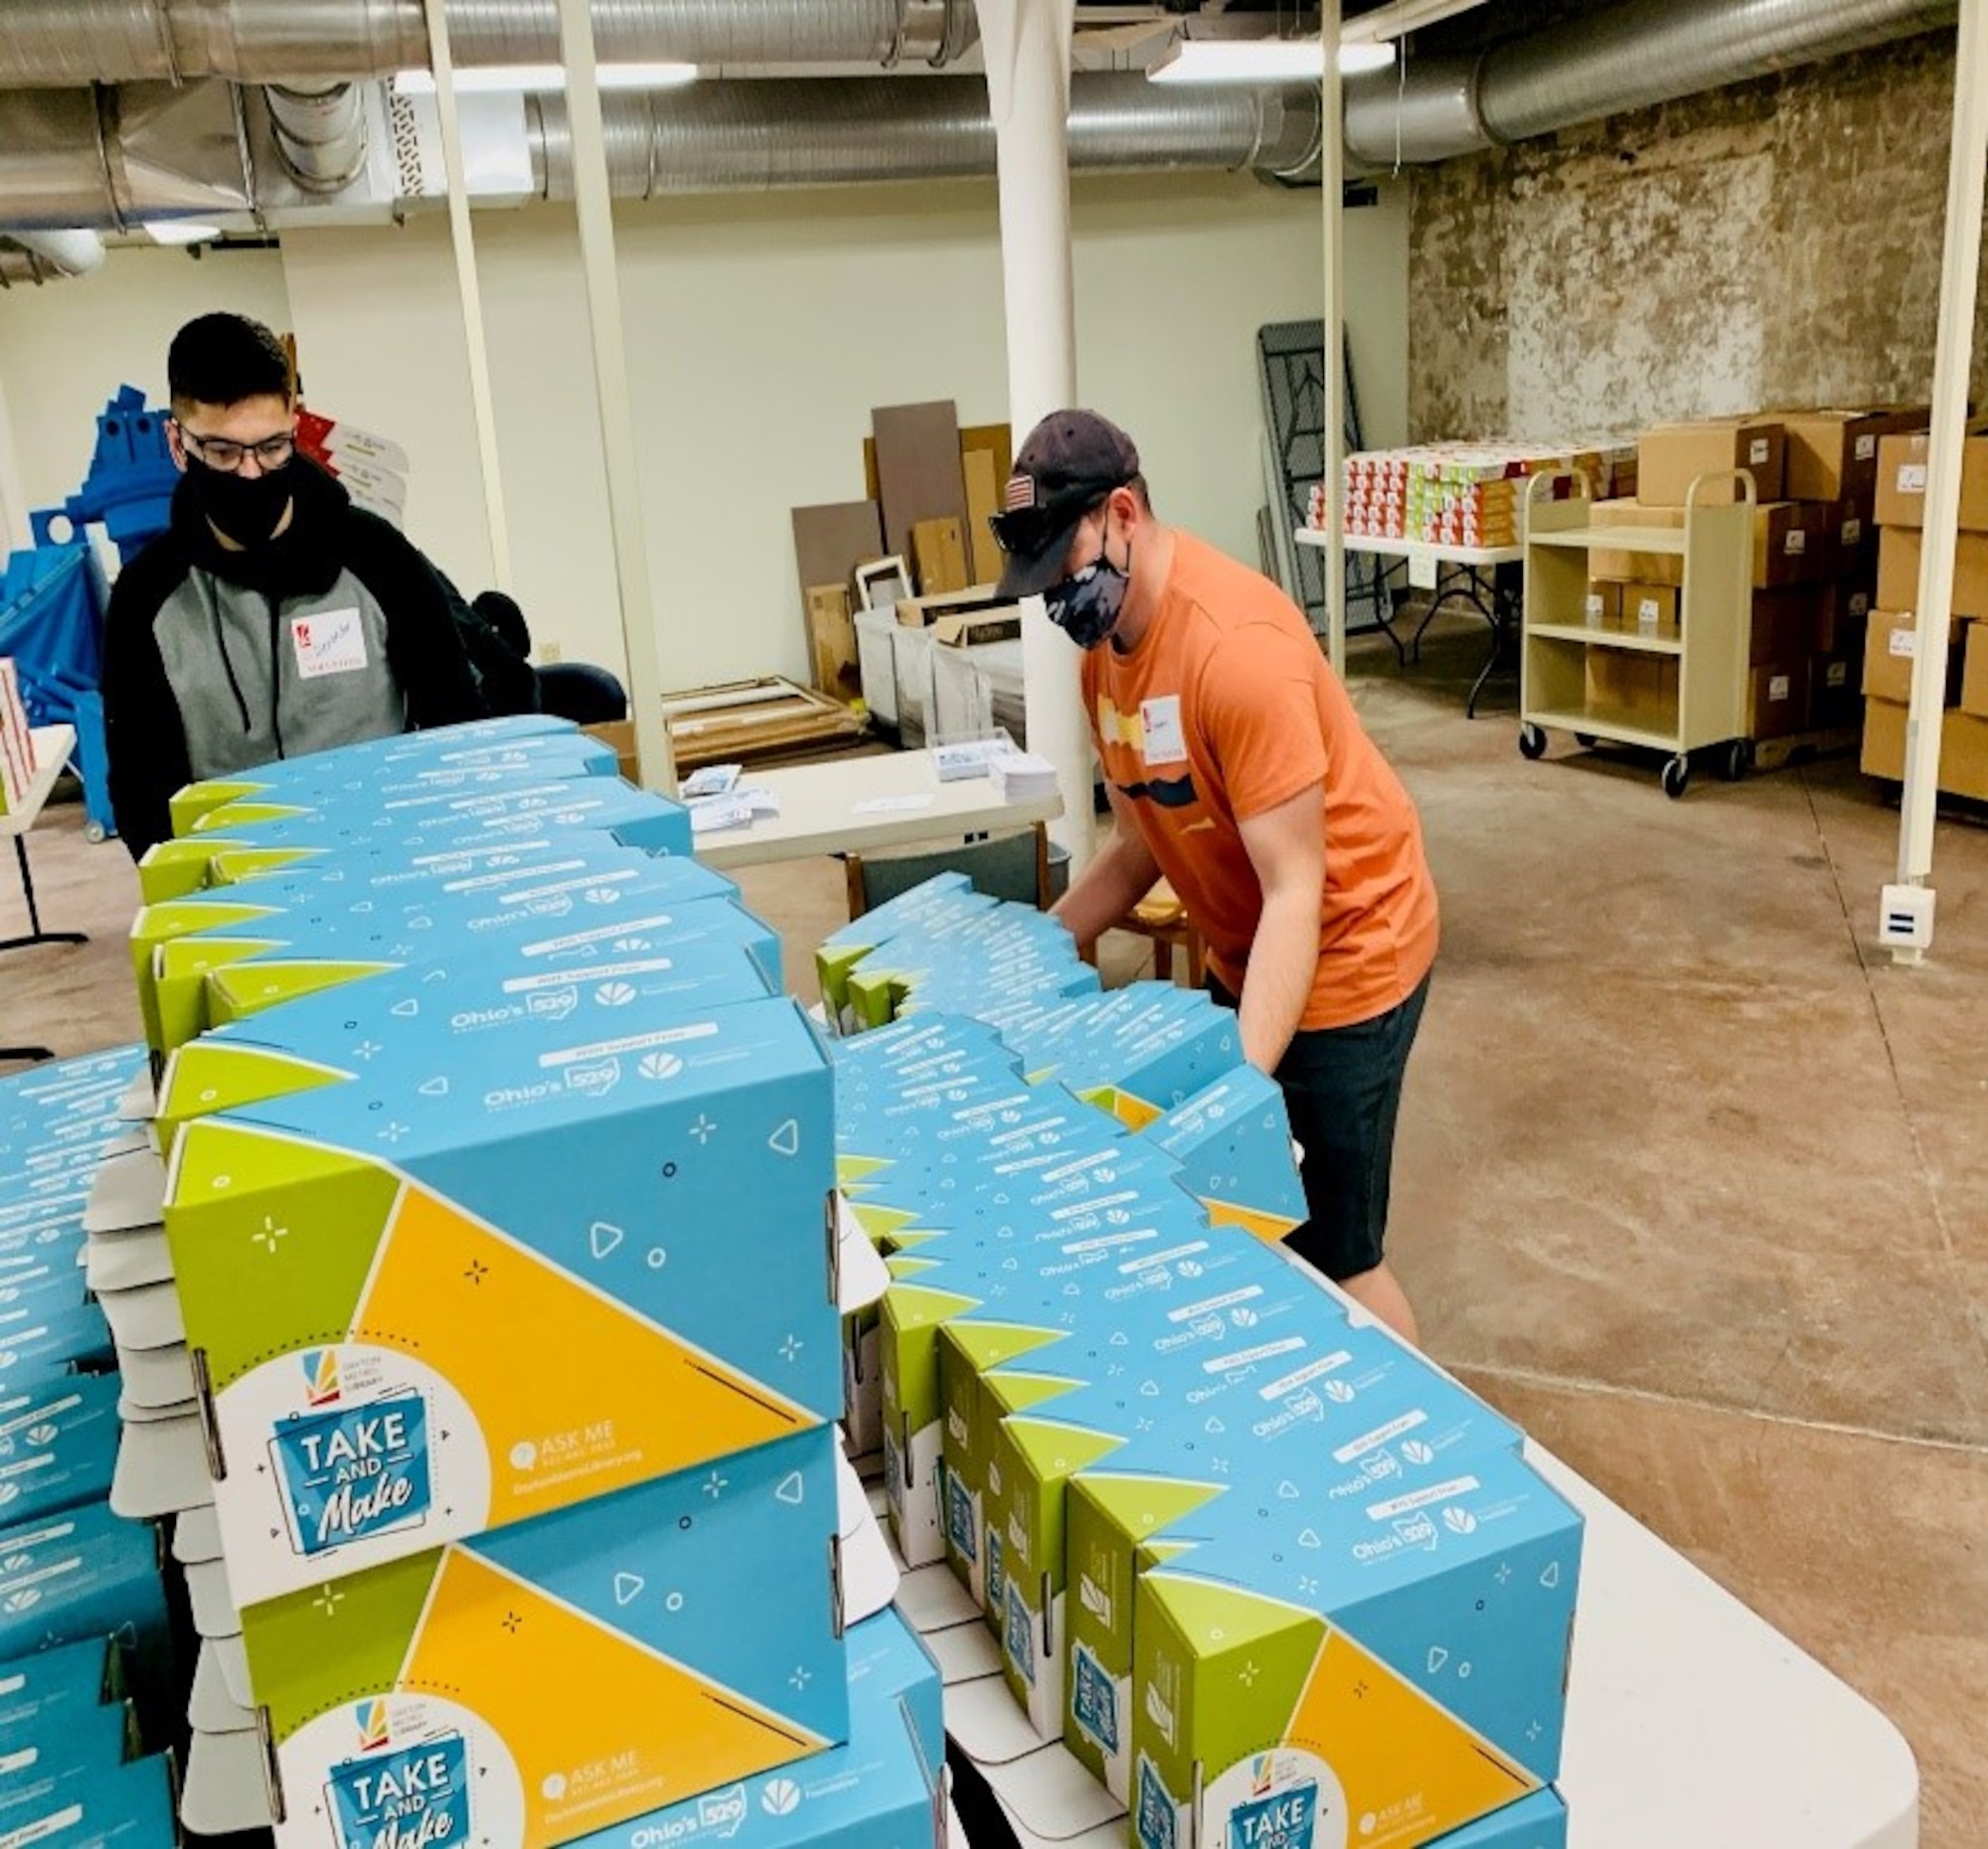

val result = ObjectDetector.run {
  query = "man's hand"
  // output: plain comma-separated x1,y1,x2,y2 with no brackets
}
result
1052,783,1164,956
1236,780,1325,1073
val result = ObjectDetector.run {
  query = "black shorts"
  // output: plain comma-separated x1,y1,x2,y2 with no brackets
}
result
1208,971,1431,1282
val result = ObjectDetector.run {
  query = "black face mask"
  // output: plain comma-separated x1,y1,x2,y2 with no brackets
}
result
185,455,297,546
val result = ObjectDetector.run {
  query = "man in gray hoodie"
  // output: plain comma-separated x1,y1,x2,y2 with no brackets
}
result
101,312,483,857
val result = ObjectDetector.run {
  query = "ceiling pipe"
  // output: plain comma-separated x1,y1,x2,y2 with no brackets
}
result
1346,0,1958,165
0,0,979,87
524,73,1319,195
0,227,107,286
266,82,370,192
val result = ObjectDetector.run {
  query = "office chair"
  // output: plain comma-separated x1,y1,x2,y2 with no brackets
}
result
537,661,629,726
844,821,1056,920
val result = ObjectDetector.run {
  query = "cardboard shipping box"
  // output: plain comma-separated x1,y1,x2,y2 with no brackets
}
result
1811,652,1863,731
1584,651,1678,715
1862,697,1988,799
1778,409,1923,504
1587,499,1685,585
1816,578,1875,656
1581,582,1622,628
1877,523,1988,620
1874,430,1988,531
1746,662,1808,742
1636,419,1785,505
1751,501,1833,588
1749,586,1826,667
1965,620,1988,720
1862,607,1966,706
1621,583,1680,636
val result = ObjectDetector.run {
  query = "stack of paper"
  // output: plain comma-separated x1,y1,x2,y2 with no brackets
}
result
990,751,1057,805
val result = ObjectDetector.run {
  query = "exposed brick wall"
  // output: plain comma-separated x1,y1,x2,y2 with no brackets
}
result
1407,30,1988,441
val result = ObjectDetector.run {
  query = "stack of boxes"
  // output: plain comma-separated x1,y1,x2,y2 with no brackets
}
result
1323,443,1632,547
827,883,1583,1849
1591,411,1925,745
0,1046,184,1847
33,716,947,1849
1862,426,1988,798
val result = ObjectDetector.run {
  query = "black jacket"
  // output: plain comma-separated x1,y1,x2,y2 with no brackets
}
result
101,459,484,859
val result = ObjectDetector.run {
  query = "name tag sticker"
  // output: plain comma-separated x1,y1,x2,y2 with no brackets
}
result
1140,695,1188,766
291,607,369,680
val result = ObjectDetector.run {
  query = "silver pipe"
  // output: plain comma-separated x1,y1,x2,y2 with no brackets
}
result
0,82,252,231
0,1,977,86
525,73,1320,196
1346,0,1957,165
0,227,107,284
1478,0,1959,145
265,82,368,192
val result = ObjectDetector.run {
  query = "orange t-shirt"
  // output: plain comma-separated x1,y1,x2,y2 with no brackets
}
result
1081,531,1438,1031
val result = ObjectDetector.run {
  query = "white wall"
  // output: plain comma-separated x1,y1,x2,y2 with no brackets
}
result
0,244,293,550
282,170,1408,689
0,176,1408,690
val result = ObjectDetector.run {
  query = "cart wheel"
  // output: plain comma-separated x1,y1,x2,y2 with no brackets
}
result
1518,724,1548,760
1574,732,1597,750
1718,740,1751,782
83,822,106,845
1662,756,1691,800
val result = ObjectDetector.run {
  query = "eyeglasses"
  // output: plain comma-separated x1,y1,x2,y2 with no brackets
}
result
178,425,296,473
988,487,1108,560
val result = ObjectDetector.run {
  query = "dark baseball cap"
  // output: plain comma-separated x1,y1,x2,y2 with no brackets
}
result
991,410,1141,598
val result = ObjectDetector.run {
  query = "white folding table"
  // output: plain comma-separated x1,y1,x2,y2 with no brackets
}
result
695,748,1064,872
1297,528,1525,717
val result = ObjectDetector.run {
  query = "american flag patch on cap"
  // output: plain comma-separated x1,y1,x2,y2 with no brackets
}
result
1003,472,1039,511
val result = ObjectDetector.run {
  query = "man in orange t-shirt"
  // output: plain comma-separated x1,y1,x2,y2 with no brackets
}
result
993,410,1439,1343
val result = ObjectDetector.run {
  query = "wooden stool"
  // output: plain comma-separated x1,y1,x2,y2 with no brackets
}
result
1121,879,1205,987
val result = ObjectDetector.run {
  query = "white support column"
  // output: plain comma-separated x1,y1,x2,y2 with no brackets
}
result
556,0,677,793
1321,0,1347,680
979,0,1095,869
422,0,514,592
1890,0,1986,960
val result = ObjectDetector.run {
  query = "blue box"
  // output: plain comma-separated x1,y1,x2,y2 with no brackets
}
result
0,1368,121,1525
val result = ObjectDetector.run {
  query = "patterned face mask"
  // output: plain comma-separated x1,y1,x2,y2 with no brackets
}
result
1043,538,1132,650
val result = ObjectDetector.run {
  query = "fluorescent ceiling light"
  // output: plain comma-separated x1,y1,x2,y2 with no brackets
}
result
393,62,698,95
1149,38,1397,84
144,221,221,246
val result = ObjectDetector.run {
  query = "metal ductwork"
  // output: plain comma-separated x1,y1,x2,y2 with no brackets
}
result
525,73,1319,196
1346,0,1958,166
0,0,978,87
266,82,369,192
0,227,107,286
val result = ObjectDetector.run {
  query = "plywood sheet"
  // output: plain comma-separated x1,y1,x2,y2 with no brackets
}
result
962,446,1003,586
873,401,967,563
792,500,884,610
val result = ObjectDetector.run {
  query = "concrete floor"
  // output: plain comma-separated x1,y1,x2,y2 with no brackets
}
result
4,618,1985,1842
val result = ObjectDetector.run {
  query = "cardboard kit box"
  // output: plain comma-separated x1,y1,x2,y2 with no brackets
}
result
1749,586,1827,667
1635,419,1785,506
248,1426,847,1849
1130,1443,1580,1849
1620,583,1679,637
159,986,840,1604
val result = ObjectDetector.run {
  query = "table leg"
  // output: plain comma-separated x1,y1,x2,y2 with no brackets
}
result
0,835,89,954
1463,568,1524,720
